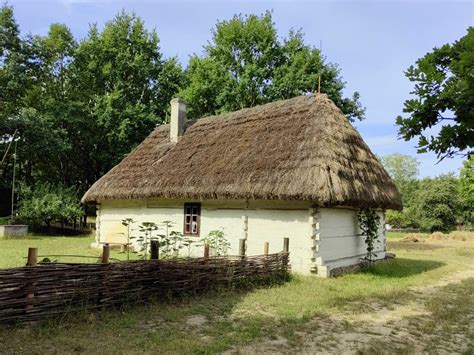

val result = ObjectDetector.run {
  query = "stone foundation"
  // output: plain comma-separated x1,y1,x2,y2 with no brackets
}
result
328,254,395,277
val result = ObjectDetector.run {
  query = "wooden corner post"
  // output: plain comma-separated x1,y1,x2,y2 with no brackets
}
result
26,247,38,312
239,239,246,259
283,238,289,253
101,244,110,264
204,243,210,260
26,247,38,267
264,242,269,256
150,240,159,260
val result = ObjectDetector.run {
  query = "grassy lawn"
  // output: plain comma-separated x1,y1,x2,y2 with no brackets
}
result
0,234,139,268
0,232,473,353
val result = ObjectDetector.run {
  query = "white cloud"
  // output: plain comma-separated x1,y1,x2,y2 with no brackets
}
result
365,134,398,148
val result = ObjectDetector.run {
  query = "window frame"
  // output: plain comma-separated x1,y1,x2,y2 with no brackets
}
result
183,203,201,237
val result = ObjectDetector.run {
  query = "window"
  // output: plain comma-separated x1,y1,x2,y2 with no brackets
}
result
183,203,201,236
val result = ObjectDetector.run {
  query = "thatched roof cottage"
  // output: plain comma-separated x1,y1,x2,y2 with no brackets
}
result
82,94,401,277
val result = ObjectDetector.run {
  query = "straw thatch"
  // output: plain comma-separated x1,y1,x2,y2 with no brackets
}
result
82,94,402,210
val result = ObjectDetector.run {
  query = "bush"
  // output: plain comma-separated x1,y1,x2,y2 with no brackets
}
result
17,183,83,228
412,174,460,232
385,209,418,229
201,230,231,256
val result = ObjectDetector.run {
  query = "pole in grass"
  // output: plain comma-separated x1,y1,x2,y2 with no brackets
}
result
150,240,159,260
101,244,110,264
26,247,38,312
204,243,210,260
283,237,289,253
26,247,38,266
239,239,246,259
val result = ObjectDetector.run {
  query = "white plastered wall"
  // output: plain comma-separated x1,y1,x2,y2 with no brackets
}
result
95,200,385,276
95,199,313,273
313,208,386,277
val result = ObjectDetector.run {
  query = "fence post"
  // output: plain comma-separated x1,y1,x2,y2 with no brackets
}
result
204,243,210,260
26,247,38,313
150,240,159,260
283,237,289,253
26,247,38,266
264,242,269,256
239,239,246,259
101,244,110,264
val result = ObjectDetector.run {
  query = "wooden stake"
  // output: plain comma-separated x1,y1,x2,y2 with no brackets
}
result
283,238,289,253
26,247,38,267
204,243,210,259
150,240,159,260
101,244,110,264
239,239,246,259
318,75,321,94
26,247,38,312
264,242,269,256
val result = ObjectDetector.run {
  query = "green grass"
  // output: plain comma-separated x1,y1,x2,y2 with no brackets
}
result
0,216,11,224
0,235,139,268
0,233,473,353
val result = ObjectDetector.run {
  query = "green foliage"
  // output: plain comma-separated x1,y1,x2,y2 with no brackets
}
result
358,208,381,264
380,154,420,207
396,27,474,160
181,12,364,121
131,222,158,259
121,218,134,260
385,210,415,229
157,220,186,258
458,158,474,226
201,229,231,256
1,7,185,203
130,220,186,260
413,174,460,232
380,154,420,228
17,182,83,228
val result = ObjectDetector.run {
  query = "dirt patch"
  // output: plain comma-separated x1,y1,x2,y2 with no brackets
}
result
186,315,207,327
228,269,474,354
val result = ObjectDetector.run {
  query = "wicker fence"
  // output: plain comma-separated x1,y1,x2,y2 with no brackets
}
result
0,239,290,324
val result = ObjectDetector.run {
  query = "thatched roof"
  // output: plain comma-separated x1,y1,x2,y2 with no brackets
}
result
82,94,402,210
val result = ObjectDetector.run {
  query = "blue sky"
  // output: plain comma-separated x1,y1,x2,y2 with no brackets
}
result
10,0,473,177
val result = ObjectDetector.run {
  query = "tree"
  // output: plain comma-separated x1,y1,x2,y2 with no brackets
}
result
17,182,83,228
412,174,460,232
396,27,474,160
69,12,185,189
458,158,474,227
181,12,364,121
380,154,420,207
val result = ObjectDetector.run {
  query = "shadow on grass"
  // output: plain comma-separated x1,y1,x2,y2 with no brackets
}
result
366,258,445,278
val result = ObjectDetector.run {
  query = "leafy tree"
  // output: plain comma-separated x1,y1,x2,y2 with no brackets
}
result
70,12,185,188
380,154,420,207
0,4,32,119
396,27,474,160
412,174,460,232
181,12,364,121
458,158,474,226
380,154,420,228
17,182,83,228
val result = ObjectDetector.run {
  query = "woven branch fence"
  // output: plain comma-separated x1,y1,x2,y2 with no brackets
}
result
0,239,290,324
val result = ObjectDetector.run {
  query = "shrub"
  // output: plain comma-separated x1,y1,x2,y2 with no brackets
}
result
17,183,83,228
201,229,231,256
358,208,381,264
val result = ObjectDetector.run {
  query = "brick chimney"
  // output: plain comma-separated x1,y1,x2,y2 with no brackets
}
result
170,98,186,143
